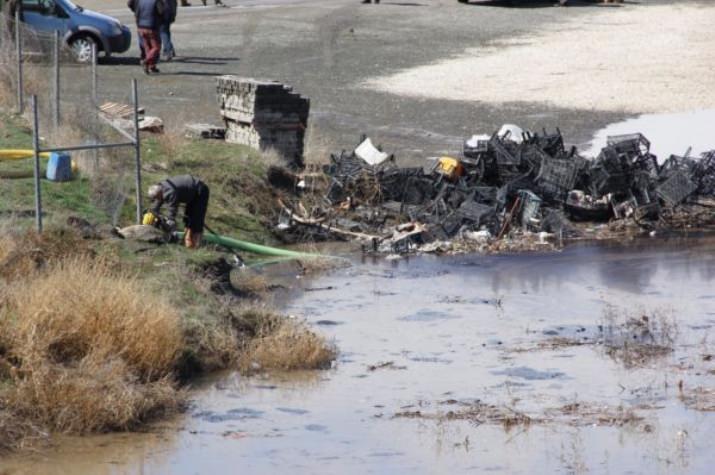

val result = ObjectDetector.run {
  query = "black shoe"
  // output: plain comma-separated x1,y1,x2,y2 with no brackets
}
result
150,66,160,74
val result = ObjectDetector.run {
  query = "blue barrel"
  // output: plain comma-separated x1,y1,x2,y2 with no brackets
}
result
46,152,72,182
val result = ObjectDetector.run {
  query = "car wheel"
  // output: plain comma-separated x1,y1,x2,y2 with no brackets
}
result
70,35,97,64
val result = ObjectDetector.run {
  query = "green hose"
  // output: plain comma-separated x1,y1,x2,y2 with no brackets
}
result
176,231,319,258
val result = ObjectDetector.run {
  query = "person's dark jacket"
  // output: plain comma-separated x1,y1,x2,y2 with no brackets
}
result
165,0,177,24
127,0,160,29
151,175,201,224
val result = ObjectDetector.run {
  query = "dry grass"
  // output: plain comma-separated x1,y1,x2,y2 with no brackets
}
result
0,410,47,453
680,387,715,412
395,399,648,430
0,256,184,437
601,306,678,368
0,228,93,281
237,307,336,374
296,255,349,276
230,270,271,296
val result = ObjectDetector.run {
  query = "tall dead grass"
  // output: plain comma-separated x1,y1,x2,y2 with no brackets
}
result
237,307,336,373
0,228,93,281
0,256,184,438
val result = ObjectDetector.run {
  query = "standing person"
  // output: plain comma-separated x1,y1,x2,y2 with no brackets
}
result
146,175,210,249
128,0,163,74
160,0,176,61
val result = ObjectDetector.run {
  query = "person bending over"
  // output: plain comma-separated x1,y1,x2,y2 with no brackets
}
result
147,175,210,248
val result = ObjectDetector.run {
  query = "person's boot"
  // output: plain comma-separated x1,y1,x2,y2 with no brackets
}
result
192,232,203,249
181,0,191,5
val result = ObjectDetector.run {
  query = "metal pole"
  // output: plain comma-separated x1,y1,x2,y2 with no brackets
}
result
38,141,136,154
132,79,142,223
53,30,60,128
91,43,98,170
91,43,97,105
31,96,43,233
15,8,23,114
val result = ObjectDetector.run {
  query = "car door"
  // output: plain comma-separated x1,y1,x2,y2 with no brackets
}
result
21,0,69,35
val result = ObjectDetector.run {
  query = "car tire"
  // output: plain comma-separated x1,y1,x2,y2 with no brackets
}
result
69,35,98,64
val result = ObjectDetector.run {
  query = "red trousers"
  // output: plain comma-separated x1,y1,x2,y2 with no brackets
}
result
138,28,161,68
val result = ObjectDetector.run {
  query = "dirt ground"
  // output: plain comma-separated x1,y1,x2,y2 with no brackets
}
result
79,0,713,164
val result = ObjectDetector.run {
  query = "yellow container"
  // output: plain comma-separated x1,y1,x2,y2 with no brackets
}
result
436,156,464,180
142,212,158,226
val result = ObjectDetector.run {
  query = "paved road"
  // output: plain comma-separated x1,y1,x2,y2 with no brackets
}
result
84,0,689,162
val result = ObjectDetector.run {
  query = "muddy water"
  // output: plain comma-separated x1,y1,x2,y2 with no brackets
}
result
3,236,715,474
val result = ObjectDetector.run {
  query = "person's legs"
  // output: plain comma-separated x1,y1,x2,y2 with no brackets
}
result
137,32,146,64
159,22,174,59
185,183,209,248
139,28,161,72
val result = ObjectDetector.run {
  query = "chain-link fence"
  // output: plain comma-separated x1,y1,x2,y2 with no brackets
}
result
1,11,143,231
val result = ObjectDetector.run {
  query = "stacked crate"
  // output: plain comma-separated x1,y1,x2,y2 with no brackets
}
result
217,76,310,166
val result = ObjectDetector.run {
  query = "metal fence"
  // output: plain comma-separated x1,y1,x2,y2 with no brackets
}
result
0,12,143,232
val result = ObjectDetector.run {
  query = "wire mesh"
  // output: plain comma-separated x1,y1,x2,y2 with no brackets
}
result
1,12,137,227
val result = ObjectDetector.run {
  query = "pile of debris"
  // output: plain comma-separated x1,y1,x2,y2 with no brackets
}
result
276,125,715,254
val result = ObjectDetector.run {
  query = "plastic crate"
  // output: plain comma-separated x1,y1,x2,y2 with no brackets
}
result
656,171,697,207
607,133,651,156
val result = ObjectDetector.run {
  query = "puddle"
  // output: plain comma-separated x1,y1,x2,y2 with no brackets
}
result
2,236,715,473
584,109,715,160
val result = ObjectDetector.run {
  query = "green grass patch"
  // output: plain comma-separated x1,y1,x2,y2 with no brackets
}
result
1,113,277,244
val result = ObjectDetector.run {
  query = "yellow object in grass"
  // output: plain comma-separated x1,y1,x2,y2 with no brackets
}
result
0,150,51,160
142,212,158,226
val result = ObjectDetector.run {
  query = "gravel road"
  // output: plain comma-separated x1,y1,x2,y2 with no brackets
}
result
81,0,712,161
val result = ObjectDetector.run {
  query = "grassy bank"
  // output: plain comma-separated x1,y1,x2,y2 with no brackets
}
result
0,113,337,452
0,111,278,243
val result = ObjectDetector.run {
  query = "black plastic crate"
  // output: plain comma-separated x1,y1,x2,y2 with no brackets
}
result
607,133,651,156
656,170,697,207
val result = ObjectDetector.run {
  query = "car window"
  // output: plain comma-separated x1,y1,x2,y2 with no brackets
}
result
21,0,58,14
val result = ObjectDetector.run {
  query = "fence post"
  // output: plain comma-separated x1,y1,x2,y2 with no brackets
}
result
53,30,60,128
132,79,142,224
91,43,98,169
91,43,97,105
31,95,43,233
15,8,23,114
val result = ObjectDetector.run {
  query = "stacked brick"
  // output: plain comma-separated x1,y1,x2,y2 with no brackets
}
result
217,76,310,167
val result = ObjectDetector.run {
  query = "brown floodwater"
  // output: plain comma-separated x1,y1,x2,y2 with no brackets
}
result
2,234,715,474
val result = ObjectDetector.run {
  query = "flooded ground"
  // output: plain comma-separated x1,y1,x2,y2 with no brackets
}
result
2,234,714,474
584,109,715,160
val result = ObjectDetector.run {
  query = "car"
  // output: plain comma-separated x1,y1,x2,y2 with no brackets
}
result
20,0,131,62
